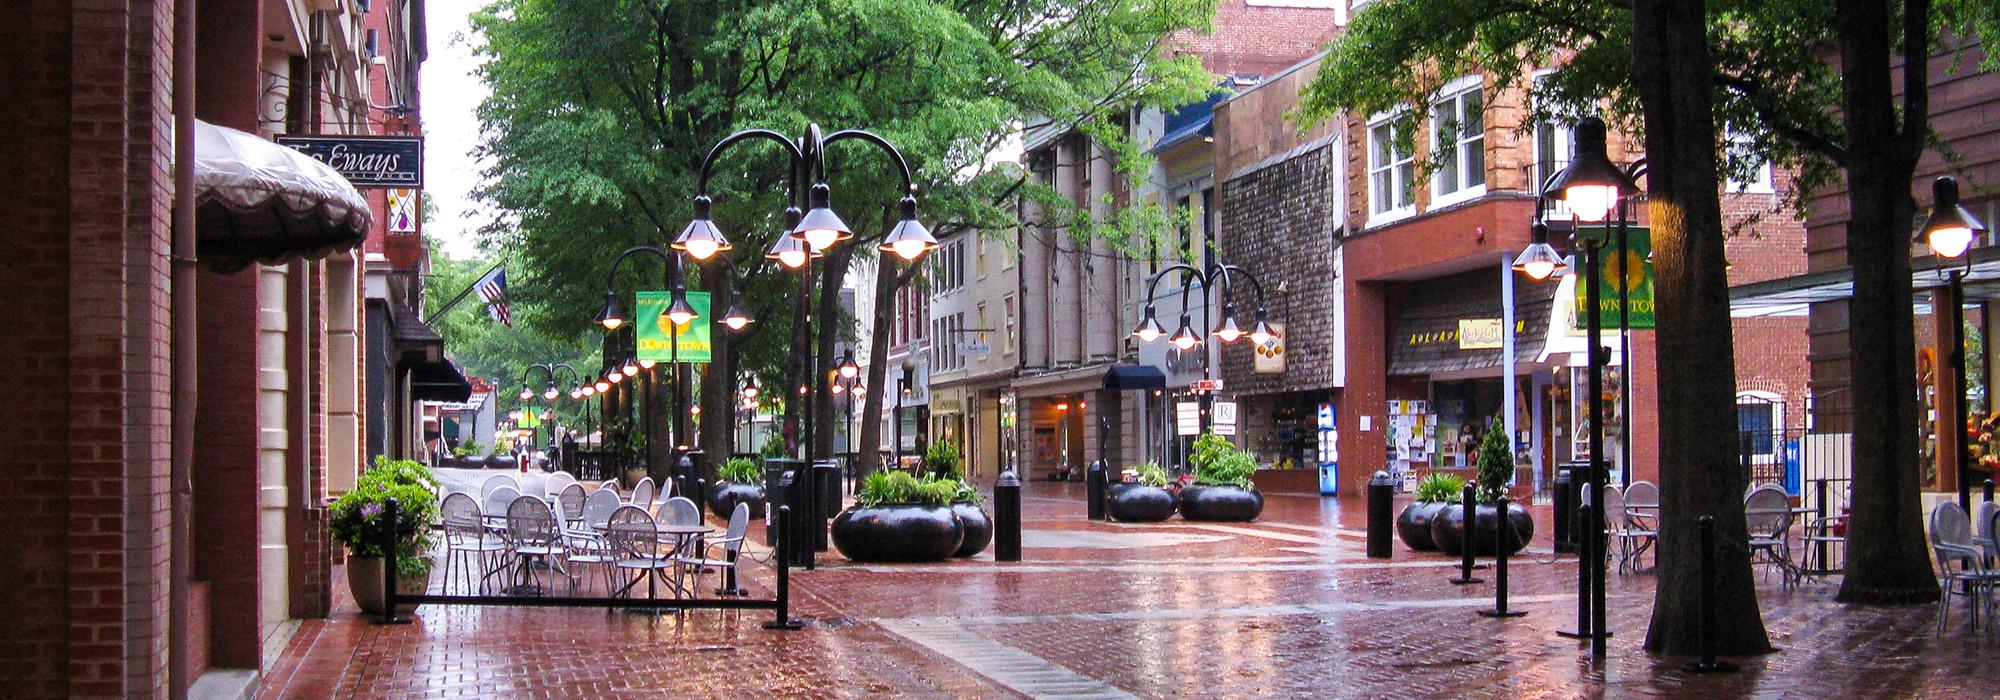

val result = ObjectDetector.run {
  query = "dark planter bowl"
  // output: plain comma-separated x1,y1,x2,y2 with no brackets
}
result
831,504,964,563
1397,501,1450,551
1108,483,1177,522
461,455,489,469
706,481,766,518
951,502,993,557
485,454,515,470
1179,484,1263,522
1429,501,1535,557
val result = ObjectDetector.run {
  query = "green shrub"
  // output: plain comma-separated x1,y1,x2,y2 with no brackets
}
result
452,441,484,457
1132,462,1170,488
1475,416,1514,503
949,477,983,505
924,440,964,480
720,457,761,484
912,477,962,506
329,456,439,579
857,470,968,507
1188,432,1256,489
1190,432,1235,472
1415,472,1467,503
759,438,789,460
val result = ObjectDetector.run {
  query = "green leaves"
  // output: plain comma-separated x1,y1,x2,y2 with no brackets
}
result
329,457,441,579
1189,431,1255,490
1475,416,1513,503
721,457,762,484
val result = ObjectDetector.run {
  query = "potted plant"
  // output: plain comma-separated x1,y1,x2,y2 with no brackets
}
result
831,471,964,562
1179,432,1263,521
1109,462,1177,522
450,441,485,469
330,456,440,615
947,478,993,557
1429,417,1535,556
1396,472,1464,551
707,457,768,516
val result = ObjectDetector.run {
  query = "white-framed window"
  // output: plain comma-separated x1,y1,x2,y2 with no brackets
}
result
1003,294,1017,355
1367,111,1416,226
1725,129,1774,194
1429,75,1486,208
1736,390,1785,463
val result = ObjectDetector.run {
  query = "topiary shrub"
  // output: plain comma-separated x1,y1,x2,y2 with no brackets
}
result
1474,416,1513,503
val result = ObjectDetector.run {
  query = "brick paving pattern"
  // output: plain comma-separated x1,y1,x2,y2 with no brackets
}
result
261,483,2000,698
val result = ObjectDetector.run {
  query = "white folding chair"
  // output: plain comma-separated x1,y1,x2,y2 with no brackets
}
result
1603,486,1656,573
631,477,656,508
546,471,577,498
676,503,751,598
555,483,588,526
482,486,520,529
480,474,517,501
1972,501,1999,567
1931,502,1999,635
581,487,621,531
518,472,548,501
504,496,563,595
440,492,507,594
605,505,676,599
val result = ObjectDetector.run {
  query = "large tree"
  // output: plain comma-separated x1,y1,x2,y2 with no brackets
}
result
1297,0,2000,652
470,0,1214,476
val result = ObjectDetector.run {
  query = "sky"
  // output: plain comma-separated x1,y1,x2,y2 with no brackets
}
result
420,1,489,260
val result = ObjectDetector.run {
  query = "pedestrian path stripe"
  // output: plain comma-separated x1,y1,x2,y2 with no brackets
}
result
884,593,1640,627
878,618,1138,700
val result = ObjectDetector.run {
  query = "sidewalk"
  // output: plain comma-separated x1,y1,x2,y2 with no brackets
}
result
261,481,1997,698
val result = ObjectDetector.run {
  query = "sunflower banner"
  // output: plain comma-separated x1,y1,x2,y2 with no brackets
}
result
1575,225,1654,330
635,290,713,363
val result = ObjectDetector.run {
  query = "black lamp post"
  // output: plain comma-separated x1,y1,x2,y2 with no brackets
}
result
1538,116,1641,659
1918,176,1989,514
1129,260,1279,471
518,362,579,463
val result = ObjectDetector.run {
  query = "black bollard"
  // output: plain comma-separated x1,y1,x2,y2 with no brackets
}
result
761,505,803,630
1086,459,1108,521
995,471,1023,562
694,479,708,520
1366,471,1394,559
1986,478,1995,503
1558,499,1594,639
1552,469,1575,554
1480,496,1526,618
376,497,411,625
1686,516,1739,672
1450,484,1483,585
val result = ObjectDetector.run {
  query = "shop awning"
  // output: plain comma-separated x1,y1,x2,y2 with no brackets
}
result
1728,245,2000,317
1388,267,1556,377
409,359,473,402
194,119,371,272
1151,92,1223,153
1103,364,1168,390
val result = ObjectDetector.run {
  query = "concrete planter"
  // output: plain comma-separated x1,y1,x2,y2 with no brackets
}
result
831,504,964,563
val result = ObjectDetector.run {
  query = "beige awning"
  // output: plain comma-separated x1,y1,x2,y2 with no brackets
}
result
194,120,371,272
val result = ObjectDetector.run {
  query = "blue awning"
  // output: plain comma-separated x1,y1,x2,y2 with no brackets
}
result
1104,364,1168,390
1151,92,1227,153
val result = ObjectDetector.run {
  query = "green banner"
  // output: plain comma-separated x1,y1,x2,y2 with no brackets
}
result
1575,225,1655,330
520,408,542,428
636,290,713,363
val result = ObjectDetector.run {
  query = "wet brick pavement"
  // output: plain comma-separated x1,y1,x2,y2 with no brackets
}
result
261,482,2000,698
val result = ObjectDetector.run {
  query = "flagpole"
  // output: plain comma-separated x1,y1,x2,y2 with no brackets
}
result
426,259,509,325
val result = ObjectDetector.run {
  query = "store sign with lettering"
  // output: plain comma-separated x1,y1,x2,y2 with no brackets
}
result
1457,319,1504,349
277,135,424,187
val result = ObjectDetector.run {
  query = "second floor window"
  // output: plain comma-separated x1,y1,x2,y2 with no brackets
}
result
1725,129,1774,194
1430,76,1485,205
1368,114,1415,220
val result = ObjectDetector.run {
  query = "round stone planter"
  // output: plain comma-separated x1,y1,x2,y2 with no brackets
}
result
486,454,515,471
1429,501,1535,557
706,481,766,518
1178,484,1264,522
1396,501,1450,551
1107,483,1177,522
347,555,431,616
831,504,964,563
951,502,993,557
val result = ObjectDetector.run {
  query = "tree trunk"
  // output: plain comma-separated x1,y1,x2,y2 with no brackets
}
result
1833,0,1938,604
698,266,736,482
857,257,917,478
812,245,854,460
1633,0,1773,655
782,262,810,457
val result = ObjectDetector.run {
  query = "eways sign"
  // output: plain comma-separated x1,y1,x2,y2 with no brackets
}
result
276,134,423,188
634,291,712,363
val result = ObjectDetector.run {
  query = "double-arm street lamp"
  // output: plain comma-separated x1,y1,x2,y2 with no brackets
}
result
519,362,581,460
597,245,753,479
1129,261,1280,470
1918,176,1991,514
1523,116,1642,659
830,349,865,471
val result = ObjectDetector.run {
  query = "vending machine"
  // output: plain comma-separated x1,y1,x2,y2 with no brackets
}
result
1316,402,1339,495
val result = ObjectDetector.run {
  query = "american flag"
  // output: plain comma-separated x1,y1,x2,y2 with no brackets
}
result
474,266,511,327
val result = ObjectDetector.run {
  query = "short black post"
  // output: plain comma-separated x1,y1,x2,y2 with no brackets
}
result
995,471,1022,562
1558,499,1594,639
694,478,708,519
1480,496,1526,618
1985,478,1994,503
1450,484,1483,584
377,497,408,625
1686,515,1739,672
812,461,839,553
1086,459,1108,521
1365,470,1394,559
762,505,802,630
1552,468,1574,554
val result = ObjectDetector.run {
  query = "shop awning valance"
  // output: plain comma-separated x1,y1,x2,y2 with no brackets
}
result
194,119,371,272
1103,364,1167,390
409,359,473,402
1388,268,1556,377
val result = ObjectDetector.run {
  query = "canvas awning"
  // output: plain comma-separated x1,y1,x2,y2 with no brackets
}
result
409,359,472,402
194,119,371,272
1388,267,1556,377
1103,364,1168,390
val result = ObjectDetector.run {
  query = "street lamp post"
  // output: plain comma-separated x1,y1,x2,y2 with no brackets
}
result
1538,116,1641,659
599,246,704,481
1917,176,1990,514
1129,261,1279,471
518,362,579,467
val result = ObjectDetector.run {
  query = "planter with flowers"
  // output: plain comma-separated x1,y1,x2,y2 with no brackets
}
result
706,457,768,517
832,472,968,562
330,456,440,615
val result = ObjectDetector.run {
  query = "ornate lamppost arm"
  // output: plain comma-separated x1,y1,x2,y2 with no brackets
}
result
823,129,918,195
695,129,808,197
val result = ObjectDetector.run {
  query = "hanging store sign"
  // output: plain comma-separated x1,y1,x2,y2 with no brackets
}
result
1213,401,1238,436
1457,318,1504,350
1176,401,1202,436
1575,225,1655,330
1253,322,1286,373
635,291,713,363
276,134,424,188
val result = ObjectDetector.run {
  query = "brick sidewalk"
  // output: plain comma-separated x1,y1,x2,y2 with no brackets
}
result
260,483,1998,698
